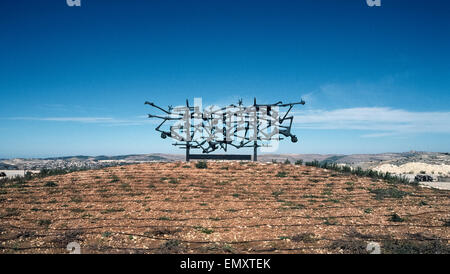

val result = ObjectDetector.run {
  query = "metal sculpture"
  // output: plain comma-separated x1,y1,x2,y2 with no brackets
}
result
145,98,305,161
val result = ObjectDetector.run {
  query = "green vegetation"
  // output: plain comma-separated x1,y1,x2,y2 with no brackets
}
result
322,188,333,195
323,218,337,225
304,161,413,185
275,171,288,178
209,217,221,221
294,160,303,165
44,181,58,187
389,213,405,222
419,200,428,206
102,232,112,237
2,208,20,217
119,183,132,191
158,239,184,253
195,226,214,234
0,165,125,189
101,208,125,214
291,233,317,243
369,188,409,200
195,161,208,169
109,175,120,183
382,238,450,254
272,190,284,197
70,196,83,203
37,219,51,227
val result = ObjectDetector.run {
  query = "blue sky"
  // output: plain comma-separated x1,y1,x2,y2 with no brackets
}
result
1,0,449,158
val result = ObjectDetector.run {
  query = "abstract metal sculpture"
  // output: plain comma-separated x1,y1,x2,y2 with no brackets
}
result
145,98,305,161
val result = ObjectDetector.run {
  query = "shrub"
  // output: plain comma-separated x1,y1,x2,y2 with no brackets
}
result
102,232,112,237
120,183,132,191
382,238,450,254
369,188,409,200
303,161,413,185
157,239,184,254
272,190,284,197
323,218,337,225
196,226,214,234
44,182,58,187
109,175,120,183
275,171,288,178
419,200,428,206
305,160,320,167
389,213,404,222
101,208,125,214
38,219,51,227
70,196,83,203
195,161,208,169
291,233,317,243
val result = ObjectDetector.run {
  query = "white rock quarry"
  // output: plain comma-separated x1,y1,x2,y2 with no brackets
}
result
373,162,450,176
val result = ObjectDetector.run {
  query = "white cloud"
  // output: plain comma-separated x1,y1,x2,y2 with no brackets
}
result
8,116,158,126
292,107,450,137
8,107,450,137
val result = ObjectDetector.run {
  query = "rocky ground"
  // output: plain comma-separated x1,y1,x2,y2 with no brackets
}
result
0,162,448,254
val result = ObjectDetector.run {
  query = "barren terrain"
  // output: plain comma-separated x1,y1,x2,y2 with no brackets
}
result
1,162,449,254
373,163,450,177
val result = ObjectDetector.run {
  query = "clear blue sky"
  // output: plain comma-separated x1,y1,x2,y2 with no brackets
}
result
1,0,449,158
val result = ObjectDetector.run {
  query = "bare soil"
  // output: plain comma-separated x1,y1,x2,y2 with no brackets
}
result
0,162,449,254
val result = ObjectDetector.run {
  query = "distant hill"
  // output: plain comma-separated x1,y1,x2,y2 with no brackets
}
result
40,154,183,162
0,162,18,170
1,151,449,171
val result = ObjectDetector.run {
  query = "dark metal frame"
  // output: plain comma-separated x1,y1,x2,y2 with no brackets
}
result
145,98,305,161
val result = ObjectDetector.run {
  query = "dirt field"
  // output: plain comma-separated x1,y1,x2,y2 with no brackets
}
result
0,162,449,254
